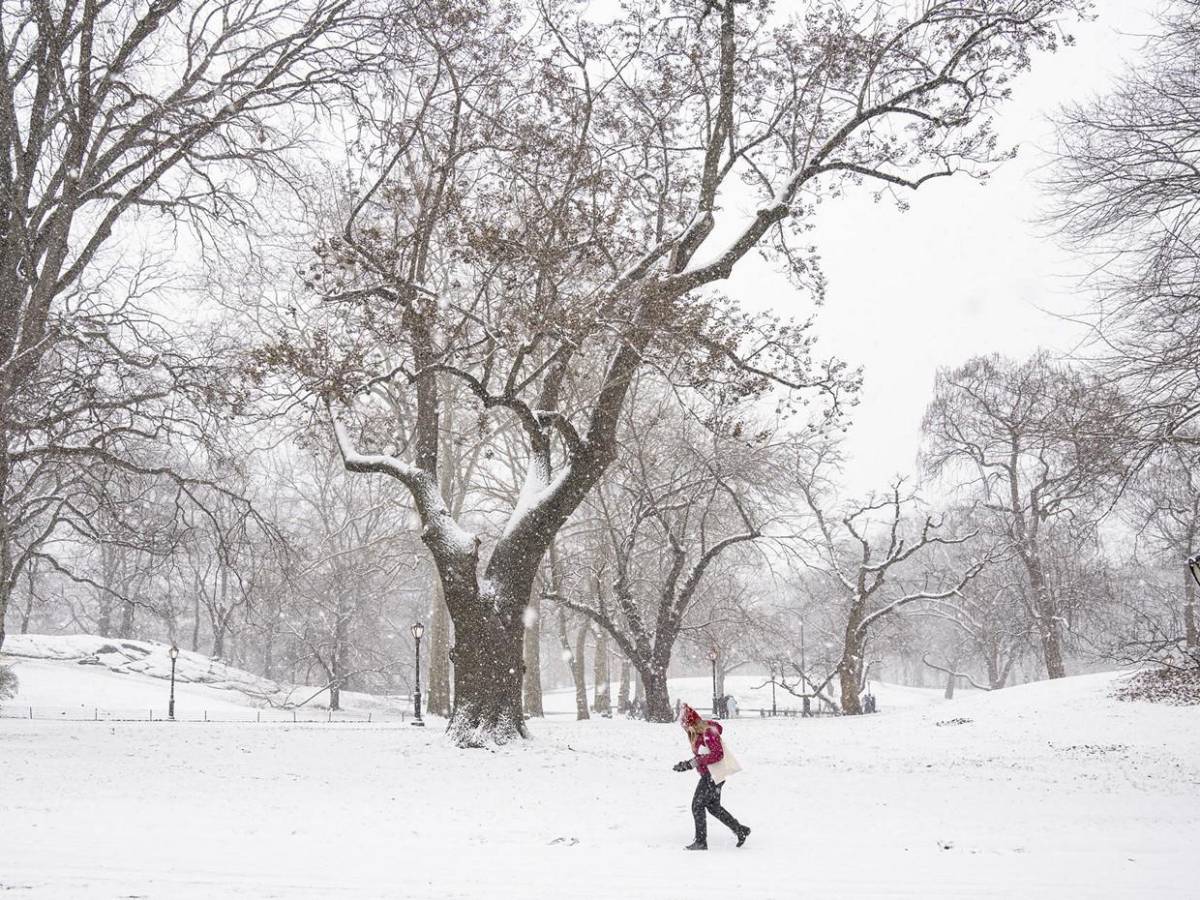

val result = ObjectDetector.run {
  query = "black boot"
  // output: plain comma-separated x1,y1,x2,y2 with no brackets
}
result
685,840,707,851
735,826,751,847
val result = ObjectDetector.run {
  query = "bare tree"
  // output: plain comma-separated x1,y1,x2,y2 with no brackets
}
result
558,382,783,722
922,353,1126,678
0,0,367,649
1125,444,1200,655
793,445,985,714
923,580,1029,692
915,508,1031,691
175,494,270,661
1048,0,1200,451
260,0,1087,743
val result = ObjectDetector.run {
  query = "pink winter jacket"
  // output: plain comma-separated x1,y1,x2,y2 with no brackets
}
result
691,721,725,775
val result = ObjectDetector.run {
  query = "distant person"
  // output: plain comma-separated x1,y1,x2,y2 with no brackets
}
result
726,695,739,718
673,703,750,851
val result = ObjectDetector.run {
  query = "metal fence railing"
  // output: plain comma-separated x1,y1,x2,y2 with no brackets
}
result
0,705,411,724
752,707,841,718
3,705,852,724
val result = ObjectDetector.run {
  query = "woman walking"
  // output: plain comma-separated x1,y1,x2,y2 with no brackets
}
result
673,703,751,850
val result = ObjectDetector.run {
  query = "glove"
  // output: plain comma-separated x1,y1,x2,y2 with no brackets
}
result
673,760,693,772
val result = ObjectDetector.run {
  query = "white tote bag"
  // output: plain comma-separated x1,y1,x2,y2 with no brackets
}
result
708,742,743,784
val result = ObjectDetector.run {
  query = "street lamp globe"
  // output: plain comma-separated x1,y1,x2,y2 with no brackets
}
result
410,621,425,641
708,647,718,662
168,644,179,661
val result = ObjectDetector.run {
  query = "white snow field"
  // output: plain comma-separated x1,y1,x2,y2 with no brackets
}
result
3,640,1198,899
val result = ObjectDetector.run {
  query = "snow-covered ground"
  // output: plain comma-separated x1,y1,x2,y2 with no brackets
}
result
1,634,408,721
3,640,1198,898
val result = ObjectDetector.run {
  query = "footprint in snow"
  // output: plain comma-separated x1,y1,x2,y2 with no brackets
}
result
549,836,580,846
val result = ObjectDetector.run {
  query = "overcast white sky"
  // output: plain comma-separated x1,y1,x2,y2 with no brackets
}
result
722,0,1160,496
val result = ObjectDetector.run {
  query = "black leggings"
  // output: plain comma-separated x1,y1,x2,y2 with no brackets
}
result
691,772,743,843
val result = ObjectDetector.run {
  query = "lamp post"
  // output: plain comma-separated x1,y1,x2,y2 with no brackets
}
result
708,647,719,719
770,662,777,717
800,622,811,717
411,622,425,726
168,644,179,721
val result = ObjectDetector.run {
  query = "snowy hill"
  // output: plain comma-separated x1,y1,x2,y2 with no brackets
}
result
0,634,408,721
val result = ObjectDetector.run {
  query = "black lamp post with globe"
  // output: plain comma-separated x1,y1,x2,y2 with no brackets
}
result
411,622,425,726
168,644,179,721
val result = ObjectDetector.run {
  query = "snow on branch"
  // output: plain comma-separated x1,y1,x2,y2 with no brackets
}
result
328,403,477,558
329,408,423,489
856,556,988,637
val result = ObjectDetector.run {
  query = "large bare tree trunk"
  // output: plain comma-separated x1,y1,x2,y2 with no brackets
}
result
838,663,863,715
429,399,459,719
523,576,544,717
329,591,350,711
554,607,588,724
0,583,8,651
943,657,958,699
551,545,589,720
617,658,631,713
427,578,453,716
436,543,532,745
448,610,525,742
96,543,116,638
571,621,591,721
640,658,673,723
1185,567,1198,651
838,614,867,715
0,452,9,652
593,628,610,713
1026,561,1067,679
